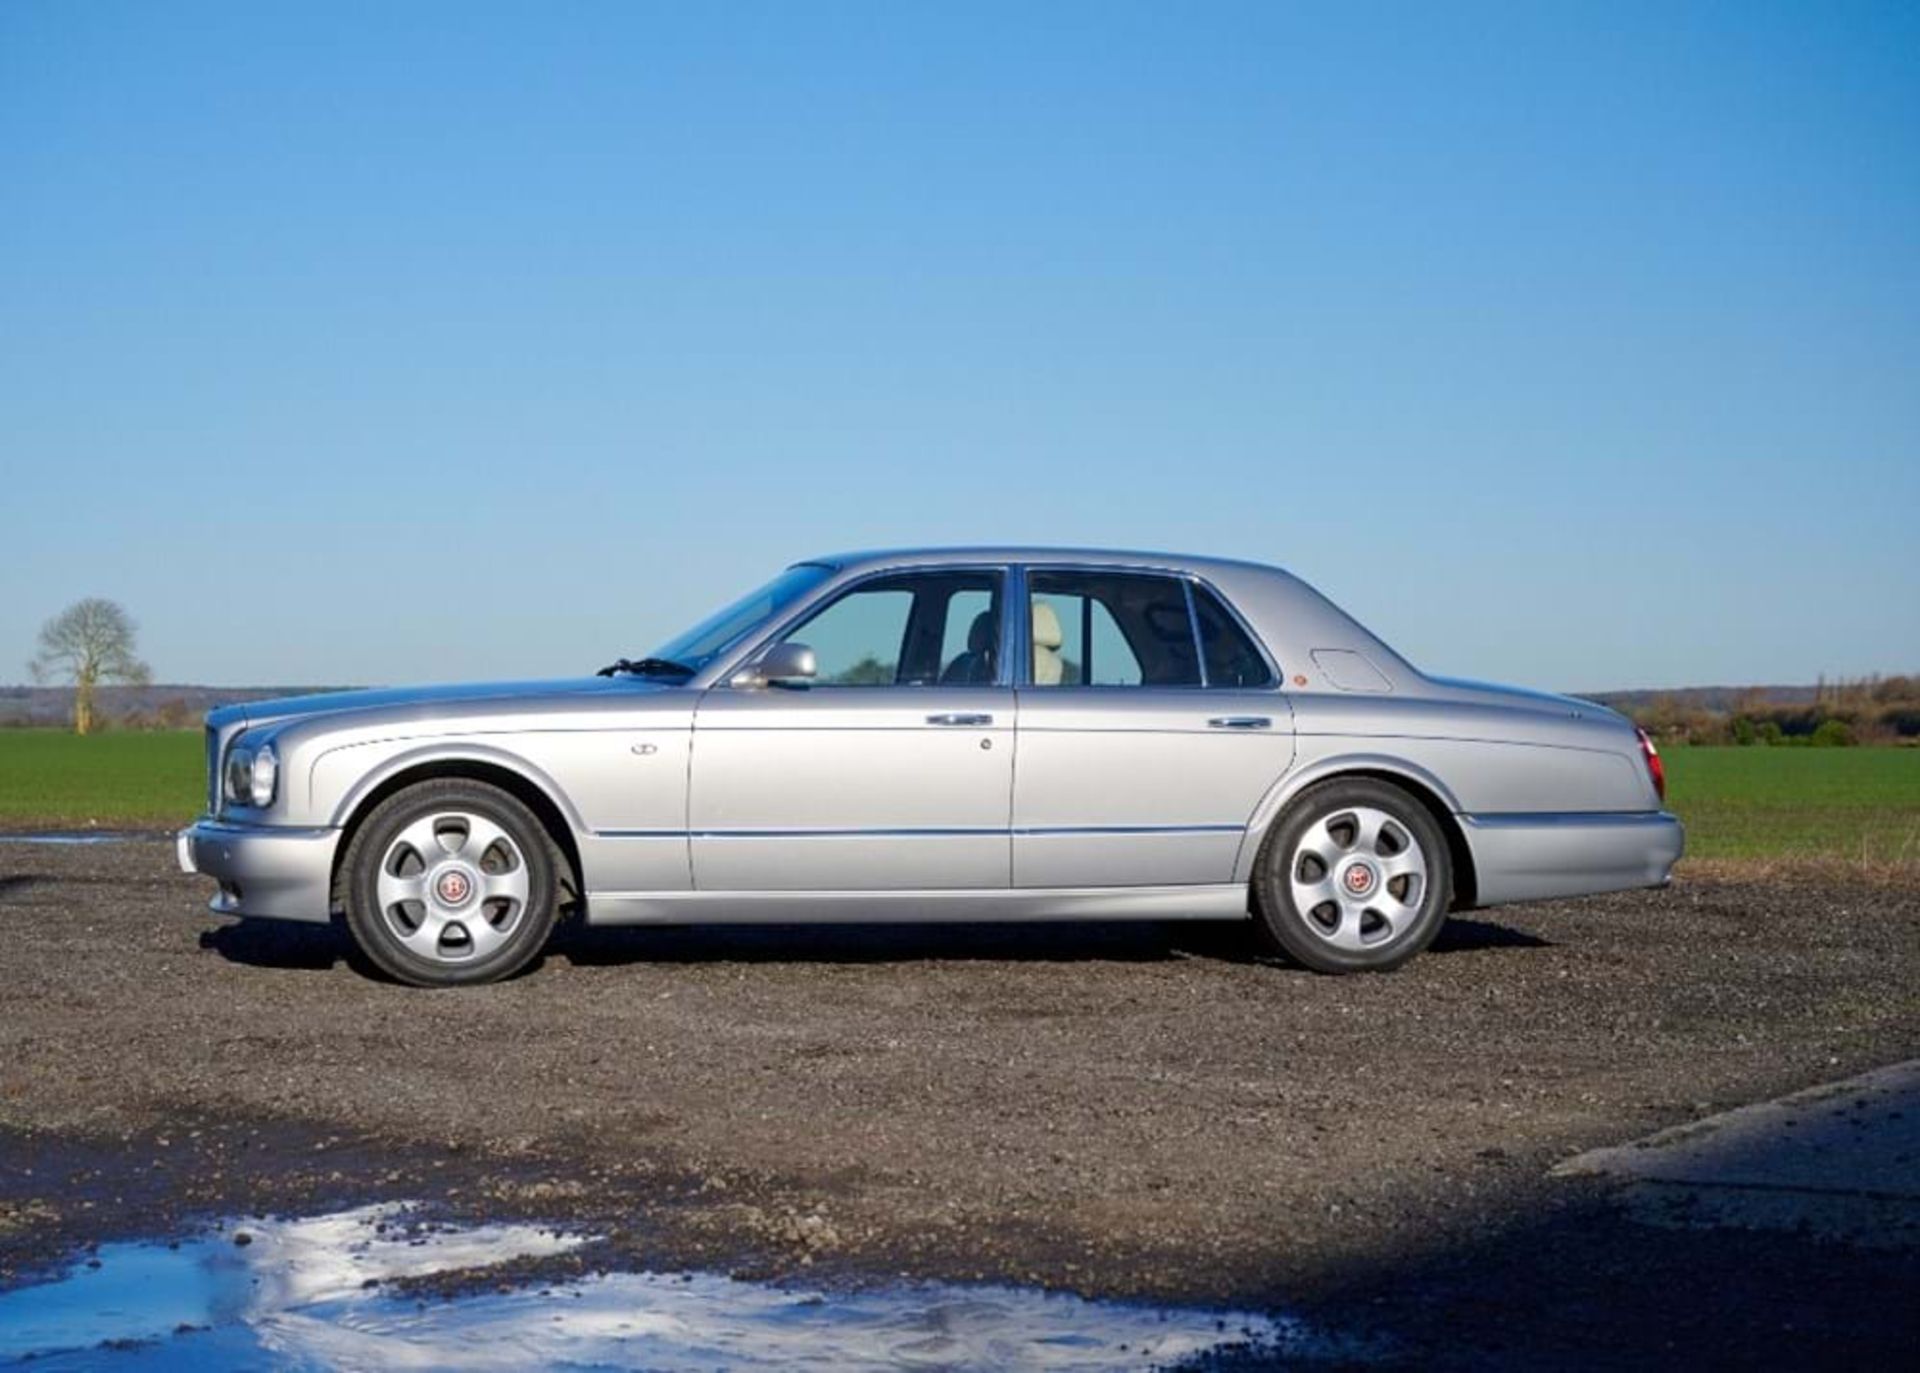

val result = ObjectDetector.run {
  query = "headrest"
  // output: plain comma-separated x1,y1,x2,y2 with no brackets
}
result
1031,598,1063,649
968,610,997,654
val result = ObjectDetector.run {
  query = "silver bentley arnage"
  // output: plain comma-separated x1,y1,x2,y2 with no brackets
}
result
179,549,1682,985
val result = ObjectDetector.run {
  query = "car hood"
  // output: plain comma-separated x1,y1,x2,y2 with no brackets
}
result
207,676,680,732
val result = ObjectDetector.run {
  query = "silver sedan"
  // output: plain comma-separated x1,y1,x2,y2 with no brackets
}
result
178,548,1682,985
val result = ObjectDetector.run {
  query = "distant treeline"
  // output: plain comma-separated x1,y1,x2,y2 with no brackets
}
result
0,684,344,730
7,678,1917,746
1593,676,1920,747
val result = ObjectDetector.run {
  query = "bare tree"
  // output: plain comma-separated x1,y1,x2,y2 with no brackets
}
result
29,598,151,735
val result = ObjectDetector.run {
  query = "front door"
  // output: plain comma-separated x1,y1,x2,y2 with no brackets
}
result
689,568,1013,890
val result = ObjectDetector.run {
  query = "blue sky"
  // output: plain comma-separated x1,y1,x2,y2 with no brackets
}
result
3,1,1915,691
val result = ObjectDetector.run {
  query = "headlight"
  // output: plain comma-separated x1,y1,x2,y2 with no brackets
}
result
250,744,279,807
223,742,279,808
224,746,253,805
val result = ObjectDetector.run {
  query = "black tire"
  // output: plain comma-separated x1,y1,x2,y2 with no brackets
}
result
341,779,560,987
1251,778,1452,973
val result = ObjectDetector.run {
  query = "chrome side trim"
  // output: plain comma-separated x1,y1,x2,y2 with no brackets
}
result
1462,810,1679,827
697,827,1000,839
1016,824,1244,836
597,823,1247,840
584,883,1250,926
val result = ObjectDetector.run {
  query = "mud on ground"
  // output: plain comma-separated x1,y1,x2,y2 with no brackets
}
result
2,840,1916,1365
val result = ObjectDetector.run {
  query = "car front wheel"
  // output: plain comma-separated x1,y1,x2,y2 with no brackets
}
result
341,780,559,987
1252,779,1451,973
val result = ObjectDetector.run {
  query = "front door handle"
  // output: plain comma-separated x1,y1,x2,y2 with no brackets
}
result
927,713,994,727
1207,716,1272,730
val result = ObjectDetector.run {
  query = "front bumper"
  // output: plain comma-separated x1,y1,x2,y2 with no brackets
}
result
177,818,340,924
1460,810,1685,907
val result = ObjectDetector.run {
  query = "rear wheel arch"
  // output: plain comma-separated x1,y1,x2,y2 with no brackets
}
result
1249,774,1456,971
1244,764,1477,912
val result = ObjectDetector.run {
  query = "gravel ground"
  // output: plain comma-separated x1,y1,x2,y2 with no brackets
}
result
2,838,1916,1365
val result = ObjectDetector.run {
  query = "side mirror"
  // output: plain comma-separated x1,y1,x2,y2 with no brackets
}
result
732,640,817,688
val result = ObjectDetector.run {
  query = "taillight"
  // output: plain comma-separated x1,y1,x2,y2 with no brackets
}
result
1636,727,1666,803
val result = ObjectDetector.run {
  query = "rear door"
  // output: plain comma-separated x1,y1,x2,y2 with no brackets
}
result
1012,568,1293,888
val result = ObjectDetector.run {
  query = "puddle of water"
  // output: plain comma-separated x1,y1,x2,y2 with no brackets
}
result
0,834,144,846
0,1204,1333,1370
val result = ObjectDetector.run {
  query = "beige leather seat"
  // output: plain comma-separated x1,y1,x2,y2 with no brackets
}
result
940,609,998,683
1031,598,1065,686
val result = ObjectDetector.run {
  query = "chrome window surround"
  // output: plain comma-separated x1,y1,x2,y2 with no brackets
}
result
703,559,1283,693
714,562,1018,690
1183,579,1207,686
1014,562,1284,692
1188,576,1280,691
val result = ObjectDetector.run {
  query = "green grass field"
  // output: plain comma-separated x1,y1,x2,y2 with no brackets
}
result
1660,744,1920,865
1,730,1916,868
0,729,203,827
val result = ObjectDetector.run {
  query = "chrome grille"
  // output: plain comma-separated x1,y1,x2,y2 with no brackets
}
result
205,724,220,816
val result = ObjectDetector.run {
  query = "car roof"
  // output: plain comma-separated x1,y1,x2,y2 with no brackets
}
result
802,546,1292,582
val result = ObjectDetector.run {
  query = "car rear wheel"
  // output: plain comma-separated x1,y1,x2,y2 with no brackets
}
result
342,780,559,987
1252,778,1451,973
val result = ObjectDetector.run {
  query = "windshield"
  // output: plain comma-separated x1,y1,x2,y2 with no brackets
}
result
648,563,835,671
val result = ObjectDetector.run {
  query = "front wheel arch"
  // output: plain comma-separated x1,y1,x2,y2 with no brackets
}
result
329,760,583,915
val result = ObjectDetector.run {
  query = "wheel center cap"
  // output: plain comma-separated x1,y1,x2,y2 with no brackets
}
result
1341,861,1378,898
434,866,476,907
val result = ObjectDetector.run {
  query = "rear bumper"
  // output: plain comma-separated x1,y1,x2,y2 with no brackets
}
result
176,818,339,924
1461,810,1684,907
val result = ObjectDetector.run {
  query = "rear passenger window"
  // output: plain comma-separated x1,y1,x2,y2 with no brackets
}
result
1193,584,1273,688
1028,572,1200,687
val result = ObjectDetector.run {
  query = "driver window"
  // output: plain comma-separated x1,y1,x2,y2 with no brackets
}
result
779,572,1004,687
795,588,913,684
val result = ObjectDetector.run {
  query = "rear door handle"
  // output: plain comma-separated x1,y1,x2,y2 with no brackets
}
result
927,713,994,727
1207,716,1272,730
